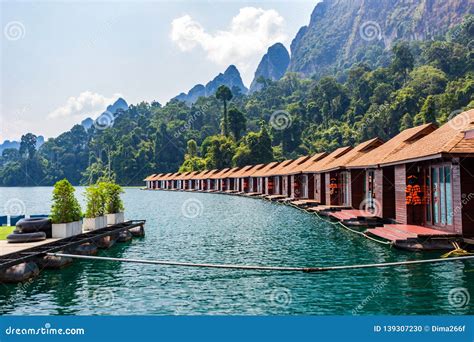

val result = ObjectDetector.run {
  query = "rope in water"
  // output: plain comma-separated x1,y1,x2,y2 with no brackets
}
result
47,252,474,273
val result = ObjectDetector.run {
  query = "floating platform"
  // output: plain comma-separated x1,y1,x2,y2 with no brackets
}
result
291,199,320,207
306,205,352,215
245,192,262,197
366,224,462,251
0,220,145,272
264,195,287,201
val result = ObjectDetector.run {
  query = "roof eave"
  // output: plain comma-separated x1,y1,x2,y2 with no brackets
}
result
380,153,444,167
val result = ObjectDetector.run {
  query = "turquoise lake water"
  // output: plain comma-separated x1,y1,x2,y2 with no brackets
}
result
0,187,472,315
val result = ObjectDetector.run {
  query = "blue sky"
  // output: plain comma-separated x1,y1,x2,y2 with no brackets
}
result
1,0,317,141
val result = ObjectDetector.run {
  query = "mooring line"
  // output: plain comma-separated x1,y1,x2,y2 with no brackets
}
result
47,253,474,273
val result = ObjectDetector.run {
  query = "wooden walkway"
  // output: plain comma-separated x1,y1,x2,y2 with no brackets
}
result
0,239,60,257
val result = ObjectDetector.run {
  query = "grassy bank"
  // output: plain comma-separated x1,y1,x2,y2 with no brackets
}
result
0,226,15,240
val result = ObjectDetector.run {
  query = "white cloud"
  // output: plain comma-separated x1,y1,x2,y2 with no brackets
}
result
48,91,122,120
170,7,287,77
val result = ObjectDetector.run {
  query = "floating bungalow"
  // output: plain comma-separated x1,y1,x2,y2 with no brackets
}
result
144,110,474,250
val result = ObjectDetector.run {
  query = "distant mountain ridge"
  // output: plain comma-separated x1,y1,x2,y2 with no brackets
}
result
289,0,472,77
81,97,129,130
249,43,290,93
173,65,248,104
0,136,45,154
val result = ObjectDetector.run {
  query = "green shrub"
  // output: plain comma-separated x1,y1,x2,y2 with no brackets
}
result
104,182,124,214
50,179,82,224
84,183,106,218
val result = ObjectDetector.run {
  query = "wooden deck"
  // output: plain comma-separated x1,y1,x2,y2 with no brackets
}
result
245,192,262,197
0,239,60,257
291,199,320,206
328,209,377,221
366,224,461,251
306,205,351,213
264,195,287,200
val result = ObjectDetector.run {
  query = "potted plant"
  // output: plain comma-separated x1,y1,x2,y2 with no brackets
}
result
83,183,107,231
50,179,83,238
104,182,125,225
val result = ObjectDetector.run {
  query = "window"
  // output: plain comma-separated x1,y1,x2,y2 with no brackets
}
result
430,165,453,226
445,166,453,225
282,177,288,195
339,172,350,206
366,170,375,211
301,175,308,198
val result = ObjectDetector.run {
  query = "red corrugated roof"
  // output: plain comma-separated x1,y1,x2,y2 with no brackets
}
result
303,146,353,173
381,109,474,165
346,123,437,168
319,138,384,172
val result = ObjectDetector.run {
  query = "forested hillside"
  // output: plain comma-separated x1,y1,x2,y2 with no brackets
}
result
1,14,472,186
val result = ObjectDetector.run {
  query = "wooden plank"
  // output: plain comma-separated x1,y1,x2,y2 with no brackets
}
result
384,224,459,236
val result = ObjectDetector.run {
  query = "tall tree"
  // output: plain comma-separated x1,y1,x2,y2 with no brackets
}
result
228,108,247,140
391,42,414,82
19,133,37,159
215,85,233,137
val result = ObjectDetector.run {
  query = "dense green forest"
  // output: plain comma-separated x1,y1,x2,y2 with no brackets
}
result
1,17,473,186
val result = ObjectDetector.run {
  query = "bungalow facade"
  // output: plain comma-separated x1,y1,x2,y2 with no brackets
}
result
303,147,353,204
191,170,207,190
208,168,230,191
282,152,328,199
273,155,315,199
156,173,172,189
233,164,265,193
315,138,385,208
245,164,266,193
220,167,241,191
260,159,298,196
375,110,474,236
181,171,199,190
144,174,158,189
229,165,254,192
345,123,437,220
250,162,280,195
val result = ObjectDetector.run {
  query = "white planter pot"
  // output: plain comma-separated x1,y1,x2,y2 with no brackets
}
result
52,220,83,238
106,212,125,225
83,216,107,231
